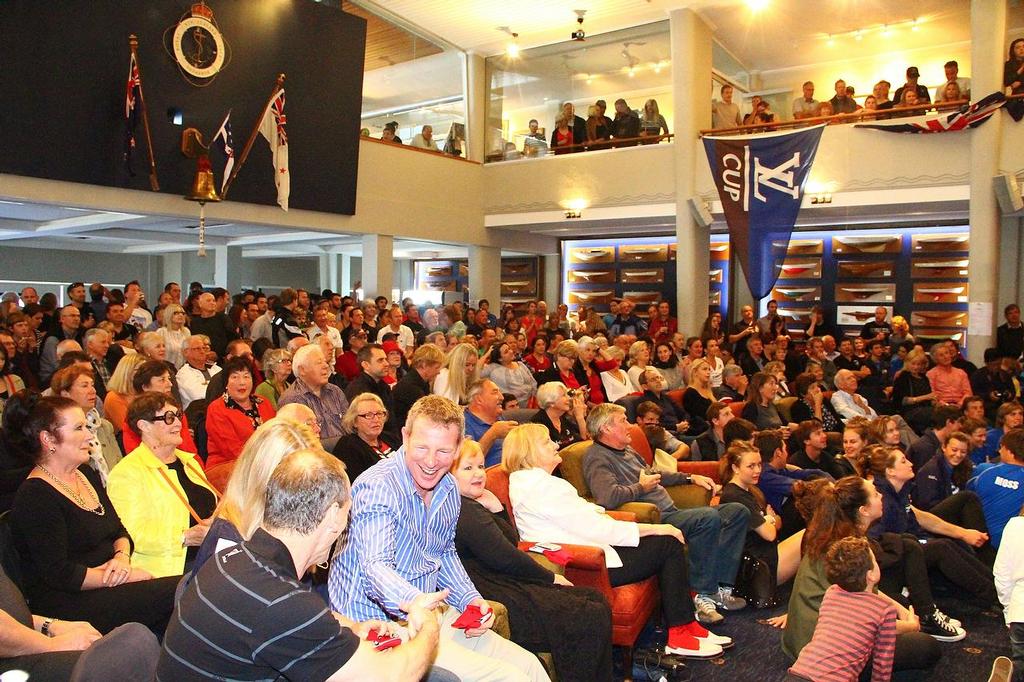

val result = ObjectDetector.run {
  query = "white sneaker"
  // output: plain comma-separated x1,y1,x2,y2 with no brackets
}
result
933,607,962,630
694,594,724,624
665,635,723,659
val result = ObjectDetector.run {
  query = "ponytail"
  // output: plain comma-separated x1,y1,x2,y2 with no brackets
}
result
801,475,870,560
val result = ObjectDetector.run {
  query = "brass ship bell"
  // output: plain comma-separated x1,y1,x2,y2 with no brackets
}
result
181,127,221,256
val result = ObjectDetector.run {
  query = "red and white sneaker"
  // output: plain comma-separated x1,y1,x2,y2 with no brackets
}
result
684,620,734,649
665,622,726,658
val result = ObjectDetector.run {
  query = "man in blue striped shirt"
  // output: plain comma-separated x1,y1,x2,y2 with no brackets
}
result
330,395,549,681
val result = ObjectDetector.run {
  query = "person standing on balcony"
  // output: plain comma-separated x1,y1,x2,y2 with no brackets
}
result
712,84,742,129
893,66,931,107
829,79,858,114
792,81,819,119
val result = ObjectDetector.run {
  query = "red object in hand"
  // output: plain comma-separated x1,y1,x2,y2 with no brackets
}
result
543,548,574,566
451,604,489,630
366,628,402,651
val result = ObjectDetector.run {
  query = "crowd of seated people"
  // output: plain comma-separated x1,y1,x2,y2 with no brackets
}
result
2,278,1024,680
712,59,976,132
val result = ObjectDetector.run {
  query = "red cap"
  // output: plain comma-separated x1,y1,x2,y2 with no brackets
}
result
382,340,402,355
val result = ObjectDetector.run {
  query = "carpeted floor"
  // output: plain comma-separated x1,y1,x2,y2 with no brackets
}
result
623,583,1012,682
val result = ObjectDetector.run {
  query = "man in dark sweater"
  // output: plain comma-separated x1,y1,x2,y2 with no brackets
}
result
391,345,444,429
906,405,961,472
996,304,1024,361
343,343,398,438
581,403,749,625
189,292,239,361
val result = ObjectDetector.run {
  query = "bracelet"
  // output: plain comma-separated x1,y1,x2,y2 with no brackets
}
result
41,618,57,637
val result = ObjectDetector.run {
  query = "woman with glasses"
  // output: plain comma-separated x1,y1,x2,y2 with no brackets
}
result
204,356,276,470
332,393,397,483
107,392,218,578
5,392,179,634
254,348,292,409
121,360,199,455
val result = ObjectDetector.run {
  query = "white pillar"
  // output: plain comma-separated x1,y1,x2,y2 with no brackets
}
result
162,253,183,302
468,245,501,308
318,253,331,294
464,52,486,162
361,234,394,301
670,9,713,337
340,254,353,298
966,0,1006,363
214,246,243,293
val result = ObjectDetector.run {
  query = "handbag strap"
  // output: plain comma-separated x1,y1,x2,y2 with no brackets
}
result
157,459,220,526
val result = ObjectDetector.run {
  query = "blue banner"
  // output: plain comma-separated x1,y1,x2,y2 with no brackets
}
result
702,125,825,299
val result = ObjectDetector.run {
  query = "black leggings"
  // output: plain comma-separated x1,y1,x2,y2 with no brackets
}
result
922,537,998,605
609,535,693,626
855,633,942,682
928,491,995,565
27,575,180,636
879,535,937,616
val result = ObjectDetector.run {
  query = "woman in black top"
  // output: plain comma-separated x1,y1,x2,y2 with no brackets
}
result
718,441,802,588
789,373,843,434
451,440,613,682
892,349,936,435
5,392,177,635
332,392,397,482
529,382,588,449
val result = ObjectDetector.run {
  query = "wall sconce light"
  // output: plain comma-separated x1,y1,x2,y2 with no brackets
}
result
564,209,582,219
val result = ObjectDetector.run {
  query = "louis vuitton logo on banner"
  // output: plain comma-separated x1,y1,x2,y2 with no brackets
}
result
720,148,802,210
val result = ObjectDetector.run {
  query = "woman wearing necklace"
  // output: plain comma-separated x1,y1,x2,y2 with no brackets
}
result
204,356,276,470
51,365,122,485
107,392,218,578
331,393,398,483
5,392,178,635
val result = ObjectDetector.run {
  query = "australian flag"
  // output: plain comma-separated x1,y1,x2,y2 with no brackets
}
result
213,111,235,193
124,52,140,176
854,91,1006,134
702,125,825,299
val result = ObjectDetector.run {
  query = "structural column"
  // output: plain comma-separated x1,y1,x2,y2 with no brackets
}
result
468,245,501,308
214,245,243,293
670,9,713,336
361,234,394,301
162,253,184,301
464,52,486,162
966,0,1006,363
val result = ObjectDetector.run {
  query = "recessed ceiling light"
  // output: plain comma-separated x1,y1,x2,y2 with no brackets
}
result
854,30,863,40
826,34,834,46
912,18,920,31
746,0,769,11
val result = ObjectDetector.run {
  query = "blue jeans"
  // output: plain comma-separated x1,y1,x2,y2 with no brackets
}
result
661,502,750,595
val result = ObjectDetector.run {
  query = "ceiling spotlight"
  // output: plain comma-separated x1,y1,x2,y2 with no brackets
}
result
653,62,662,74
507,39,520,58
572,9,587,41
912,18,920,31
746,0,769,10
628,68,636,78
881,24,890,37
854,30,863,40
826,34,834,46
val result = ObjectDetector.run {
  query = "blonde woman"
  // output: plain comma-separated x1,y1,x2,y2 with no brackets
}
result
433,342,482,405
155,303,190,369
682,358,716,433
640,99,669,141
103,352,146,434
254,348,292,408
333,393,397,482
626,340,653,392
187,417,323,579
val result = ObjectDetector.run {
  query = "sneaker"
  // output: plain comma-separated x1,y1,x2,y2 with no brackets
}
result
988,655,1014,682
932,607,962,630
711,585,747,611
665,632,723,659
680,620,734,649
920,613,966,642
694,594,724,624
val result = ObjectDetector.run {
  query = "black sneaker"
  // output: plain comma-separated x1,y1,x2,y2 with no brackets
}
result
920,613,966,642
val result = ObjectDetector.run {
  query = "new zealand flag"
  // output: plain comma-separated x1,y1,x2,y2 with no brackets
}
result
702,125,825,299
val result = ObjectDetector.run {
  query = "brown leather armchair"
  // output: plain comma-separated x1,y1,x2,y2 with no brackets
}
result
485,464,659,669
557,440,661,523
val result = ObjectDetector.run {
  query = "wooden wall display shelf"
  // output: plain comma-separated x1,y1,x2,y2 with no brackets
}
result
777,258,823,279
423,265,452,277
776,238,824,255
568,290,615,305
837,305,893,326
459,263,469,277
504,297,535,308
912,311,968,328
709,290,721,306
913,283,969,303
623,291,662,306
422,280,456,291
911,259,969,279
836,260,897,279
569,247,615,264
912,234,969,253
621,268,665,284
710,243,730,261
916,328,964,344
780,307,814,327
832,235,902,254
501,280,536,295
835,283,896,303
619,245,668,262
710,269,724,284
568,269,616,284
772,285,820,303
502,261,534,276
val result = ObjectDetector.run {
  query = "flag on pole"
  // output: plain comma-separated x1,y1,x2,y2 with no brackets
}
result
258,89,289,210
854,92,1006,133
124,52,141,176
702,125,825,299
213,111,235,194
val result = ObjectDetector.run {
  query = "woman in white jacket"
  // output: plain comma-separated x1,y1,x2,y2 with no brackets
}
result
503,423,732,659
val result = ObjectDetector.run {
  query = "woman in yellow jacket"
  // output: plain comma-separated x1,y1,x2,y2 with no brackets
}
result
107,392,219,578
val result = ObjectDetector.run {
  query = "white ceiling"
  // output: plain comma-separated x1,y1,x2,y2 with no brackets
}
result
0,200,479,260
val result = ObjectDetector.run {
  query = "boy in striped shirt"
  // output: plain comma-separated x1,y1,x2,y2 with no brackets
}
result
788,536,897,681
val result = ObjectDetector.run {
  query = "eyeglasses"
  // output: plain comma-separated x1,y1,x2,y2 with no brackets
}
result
148,411,183,425
357,411,387,421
